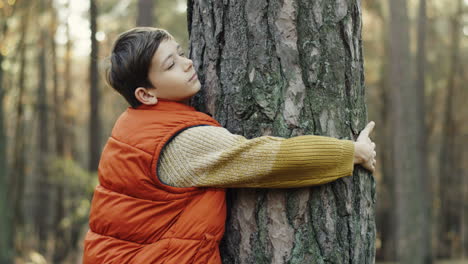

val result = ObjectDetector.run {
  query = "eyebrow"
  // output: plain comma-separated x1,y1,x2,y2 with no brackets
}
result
161,44,182,68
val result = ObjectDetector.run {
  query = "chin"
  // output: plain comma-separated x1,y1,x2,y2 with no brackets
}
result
191,82,201,95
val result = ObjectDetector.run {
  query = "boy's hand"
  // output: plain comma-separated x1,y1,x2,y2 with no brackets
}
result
353,121,377,173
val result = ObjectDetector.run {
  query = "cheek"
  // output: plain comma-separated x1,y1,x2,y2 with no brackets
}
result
152,72,174,89
148,69,161,87
169,71,188,87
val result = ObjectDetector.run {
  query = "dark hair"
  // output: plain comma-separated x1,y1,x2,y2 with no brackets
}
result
106,27,172,108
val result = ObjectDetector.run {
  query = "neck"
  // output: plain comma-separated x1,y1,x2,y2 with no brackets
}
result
158,98,191,106
179,98,190,105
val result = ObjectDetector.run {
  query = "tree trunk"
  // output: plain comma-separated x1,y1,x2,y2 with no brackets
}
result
438,0,463,258
369,2,396,261
188,0,376,263
10,4,30,245
2,3,22,261
388,0,430,263
0,21,13,264
51,8,64,157
53,5,78,260
89,0,101,172
461,63,468,259
414,0,432,262
35,26,50,257
137,0,154,26
48,3,69,262
63,0,75,160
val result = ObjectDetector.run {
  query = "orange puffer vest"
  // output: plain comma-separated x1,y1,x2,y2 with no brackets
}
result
83,100,226,264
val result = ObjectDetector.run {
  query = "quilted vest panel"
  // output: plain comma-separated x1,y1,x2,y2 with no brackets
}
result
83,100,226,264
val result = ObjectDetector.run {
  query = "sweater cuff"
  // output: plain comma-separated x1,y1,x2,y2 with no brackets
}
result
336,140,355,177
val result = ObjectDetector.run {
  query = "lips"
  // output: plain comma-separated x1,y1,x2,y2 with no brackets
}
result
189,72,198,82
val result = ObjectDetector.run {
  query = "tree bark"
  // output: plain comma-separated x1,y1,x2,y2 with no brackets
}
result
89,0,101,172
388,0,430,263
188,0,376,263
137,0,154,26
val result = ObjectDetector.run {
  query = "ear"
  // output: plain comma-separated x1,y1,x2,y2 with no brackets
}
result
135,87,158,105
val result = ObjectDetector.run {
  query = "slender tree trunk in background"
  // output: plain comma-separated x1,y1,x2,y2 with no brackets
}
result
10,7,30,252
0,63,11,263
462,116,468,258
89,0,101,172
461,66,468,258
188,0,376,263
369,2,396,261
0,20,13,264
438,0,463,258
35,25,50,258
388,0,430,263
49,3,69,262
425,2,442,256
56,5,81,260
415,0,432,262
52,9,64,157
64,1,75,160
137,0,154,26
378,55,396,262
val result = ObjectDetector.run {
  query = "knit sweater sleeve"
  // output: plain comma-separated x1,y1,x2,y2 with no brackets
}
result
158,126,355,188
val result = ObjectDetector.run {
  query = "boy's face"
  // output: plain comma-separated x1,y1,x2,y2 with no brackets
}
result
146,38,201,102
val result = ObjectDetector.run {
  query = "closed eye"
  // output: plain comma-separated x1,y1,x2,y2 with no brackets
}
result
167,53,187,70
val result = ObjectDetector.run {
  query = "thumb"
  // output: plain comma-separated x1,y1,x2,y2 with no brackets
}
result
362,121,375,136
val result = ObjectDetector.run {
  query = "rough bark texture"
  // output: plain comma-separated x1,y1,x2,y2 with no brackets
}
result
388,0,430,263
188,0,376,263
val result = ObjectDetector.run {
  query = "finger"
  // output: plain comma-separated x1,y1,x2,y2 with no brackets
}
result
372,142,376,148
362,121,375,136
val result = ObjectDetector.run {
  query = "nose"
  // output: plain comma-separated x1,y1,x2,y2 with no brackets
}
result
184,57,193,71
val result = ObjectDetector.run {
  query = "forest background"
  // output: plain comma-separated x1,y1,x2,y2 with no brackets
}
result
0,0,467,263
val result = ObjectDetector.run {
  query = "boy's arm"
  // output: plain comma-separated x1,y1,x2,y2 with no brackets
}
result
159,126,355,188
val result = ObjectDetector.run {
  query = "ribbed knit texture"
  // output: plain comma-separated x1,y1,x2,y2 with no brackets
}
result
159,126,355,188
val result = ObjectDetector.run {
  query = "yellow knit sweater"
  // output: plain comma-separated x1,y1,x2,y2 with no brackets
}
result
159,126,355,188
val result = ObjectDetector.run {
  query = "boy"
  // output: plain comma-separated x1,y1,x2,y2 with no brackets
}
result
83,27,376,264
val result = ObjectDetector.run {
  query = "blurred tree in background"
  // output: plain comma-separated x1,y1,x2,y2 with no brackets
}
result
0,0,466,263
